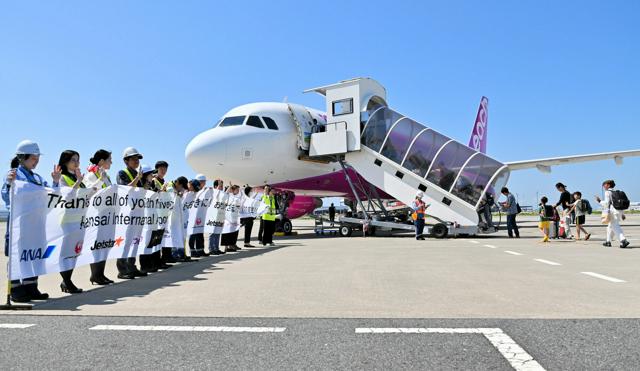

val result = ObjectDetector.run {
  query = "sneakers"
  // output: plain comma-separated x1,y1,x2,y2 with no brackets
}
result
541,236,549,243
620,240,631,249
602,241,612,247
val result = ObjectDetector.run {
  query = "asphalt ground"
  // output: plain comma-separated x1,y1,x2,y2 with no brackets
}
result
0,215,639,369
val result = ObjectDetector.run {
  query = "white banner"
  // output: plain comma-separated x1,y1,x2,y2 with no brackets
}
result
9,181,180,280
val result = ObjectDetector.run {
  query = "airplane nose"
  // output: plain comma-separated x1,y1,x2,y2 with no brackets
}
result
185,129,227,176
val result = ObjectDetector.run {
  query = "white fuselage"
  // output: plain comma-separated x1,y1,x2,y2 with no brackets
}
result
185,102,344,196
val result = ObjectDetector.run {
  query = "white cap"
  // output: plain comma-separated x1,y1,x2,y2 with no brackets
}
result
122,147,143,159
16,140,41,156
140,164,154,174
195,174,207,182
416,191,424,199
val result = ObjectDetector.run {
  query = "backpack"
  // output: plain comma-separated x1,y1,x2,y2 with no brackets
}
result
516,203,522,214
543,205,555,218
610,190,630,210
582,199,592,215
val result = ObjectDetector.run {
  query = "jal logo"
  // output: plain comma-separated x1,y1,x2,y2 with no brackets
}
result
20,245,56,262
471,97,488,151
74,242,83,255
195,218,202,226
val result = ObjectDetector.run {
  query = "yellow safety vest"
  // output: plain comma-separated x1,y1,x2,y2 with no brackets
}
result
61,174,86,188
123,168,135,182
261,195,277,221
94,170,109,188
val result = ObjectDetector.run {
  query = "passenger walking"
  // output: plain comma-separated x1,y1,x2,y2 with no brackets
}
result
411,191,430,240
554,183,573,238
221,185,241,252
538,197,554,243
261,186,278,246
208,179,223,255
567,192,591,241
57,150,85,294
83,149,115,285
115,147,146,279
1,140,54,302
187,179,206,257
595,180,630,248
500,187,520,238
477,189,495,231
240,186,256,248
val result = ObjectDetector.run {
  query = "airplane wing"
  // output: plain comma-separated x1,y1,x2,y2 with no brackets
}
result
506,149,640,173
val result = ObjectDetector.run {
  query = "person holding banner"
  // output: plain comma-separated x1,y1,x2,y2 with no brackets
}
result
221,185,241,252
187,179,206,257
138,164,171,272
115,147,146,279
83,149,115,285
208,179,223,255
241,186,256,248
166,176,190,262
152,161,177,264
1,140,56,302
56,150,85,294
261,186,278,247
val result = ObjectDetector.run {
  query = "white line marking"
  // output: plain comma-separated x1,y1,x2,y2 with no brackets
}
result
0,323,35,329
580,272,626,283
90,325,286,332
504,250,523,256
484,244,497,249
534,259,561,266
355,328,545,370
468,240,480,244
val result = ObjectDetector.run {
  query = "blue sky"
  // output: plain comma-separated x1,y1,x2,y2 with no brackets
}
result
1,1,638,207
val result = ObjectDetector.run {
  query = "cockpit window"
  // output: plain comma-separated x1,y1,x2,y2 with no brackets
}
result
219,116,246,127
262,116,279,130
246,116,264,128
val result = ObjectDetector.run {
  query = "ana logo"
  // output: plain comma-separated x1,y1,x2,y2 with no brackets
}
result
195,218,202,226
20,245,56,262
74,241,83,254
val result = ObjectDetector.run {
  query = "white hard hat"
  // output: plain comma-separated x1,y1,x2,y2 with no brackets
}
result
416,191,424,198
195,174,207,182
15,140,42,156
122,147,143,159
140,164,155,175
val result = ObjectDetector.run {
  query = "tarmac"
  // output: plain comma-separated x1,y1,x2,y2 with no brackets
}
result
1,215,639,370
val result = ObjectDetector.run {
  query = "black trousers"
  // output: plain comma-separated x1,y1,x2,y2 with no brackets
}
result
90,261,107,280
258,219,264,242
116,257,138,274
241,217,254,244
262,220,276,244
189,233,204,255
506,214,520,238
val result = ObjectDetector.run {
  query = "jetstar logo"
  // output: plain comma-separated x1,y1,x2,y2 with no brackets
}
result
20,245,56,262
91,237,124,251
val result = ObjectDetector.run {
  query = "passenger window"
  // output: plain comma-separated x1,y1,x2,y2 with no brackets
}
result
246,116,264,128
219,116,246,127
262,117,279,130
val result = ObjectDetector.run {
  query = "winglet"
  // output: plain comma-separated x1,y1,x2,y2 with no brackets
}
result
468,97,489,153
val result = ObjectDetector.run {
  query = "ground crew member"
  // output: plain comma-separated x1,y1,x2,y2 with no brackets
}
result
1,140,56,302
261,186,278,246
115,147,146,279
152,161,177,263
57,150,85,294
83,149,115,285
411,191,430,240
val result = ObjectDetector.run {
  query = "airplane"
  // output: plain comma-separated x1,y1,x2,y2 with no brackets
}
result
185,79,640,232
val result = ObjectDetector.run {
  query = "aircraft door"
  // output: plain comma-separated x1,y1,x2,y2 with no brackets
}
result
287,104,315,151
